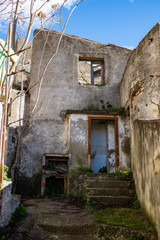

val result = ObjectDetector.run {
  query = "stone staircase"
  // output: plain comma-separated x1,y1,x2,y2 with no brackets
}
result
85,174,136,207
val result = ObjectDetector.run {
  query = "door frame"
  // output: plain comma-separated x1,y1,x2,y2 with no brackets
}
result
88,116,119,171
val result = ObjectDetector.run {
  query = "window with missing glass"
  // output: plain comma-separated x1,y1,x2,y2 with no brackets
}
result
78,58,104,86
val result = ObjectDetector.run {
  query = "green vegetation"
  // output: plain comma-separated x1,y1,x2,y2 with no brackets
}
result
43,187,65,198
97,225,105,238
95,83,106,87
92,208,155,232
87,103,99,111
44,162,56,171
9,204,27,226
86,101,125,115
110,169,133,181
133,195,141,209
68,155,93,175
98,100,126,115
87,197,98,207
110,169,136,190
3,165,11,181
98,166,107,173
131,233,145,240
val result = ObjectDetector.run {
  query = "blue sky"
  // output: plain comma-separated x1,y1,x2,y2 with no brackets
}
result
1,0,160,49
57,0,160,49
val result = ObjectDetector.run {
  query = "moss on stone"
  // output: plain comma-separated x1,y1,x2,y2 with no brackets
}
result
92,208,155,232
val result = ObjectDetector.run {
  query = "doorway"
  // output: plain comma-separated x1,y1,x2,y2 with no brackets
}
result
88,117,119,173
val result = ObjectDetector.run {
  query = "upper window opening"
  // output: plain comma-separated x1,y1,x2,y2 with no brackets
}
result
78,59,104,86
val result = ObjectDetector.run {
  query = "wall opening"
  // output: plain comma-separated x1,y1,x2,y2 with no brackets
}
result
78,58,104,86
41,154,68,195
88,116,119,173
45,177,64,195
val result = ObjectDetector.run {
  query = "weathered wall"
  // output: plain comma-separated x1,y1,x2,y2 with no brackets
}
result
118,117,131,169
121,23,160,238
6,40,32,178
121,23,160,120
69,114,88,170
15,30,131,194
14,38,32,90
69,114,131,171
67,174,88,197
132,120,160,238
0,181,20,226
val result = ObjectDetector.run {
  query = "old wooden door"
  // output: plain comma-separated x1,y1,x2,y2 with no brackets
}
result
90,119,116,173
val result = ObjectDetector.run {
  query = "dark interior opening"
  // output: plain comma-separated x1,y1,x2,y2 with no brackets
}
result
45,177,64,196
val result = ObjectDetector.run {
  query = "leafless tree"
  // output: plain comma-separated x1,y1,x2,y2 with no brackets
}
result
0,0,85,189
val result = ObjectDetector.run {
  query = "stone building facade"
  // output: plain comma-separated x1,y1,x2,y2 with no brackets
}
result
9,30,131,194
121,23,160,239
6,23,160,238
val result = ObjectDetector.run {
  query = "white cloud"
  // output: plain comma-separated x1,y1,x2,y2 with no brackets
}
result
122,46,135,50
0,0,77,20
0,0,78,36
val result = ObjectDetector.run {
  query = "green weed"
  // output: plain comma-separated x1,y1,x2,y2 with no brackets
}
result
97,225,105,238
3,165,11,181
131,233,144,240
10,204,27,226
92,208,154,231
133,195,141,209
87,103,99,111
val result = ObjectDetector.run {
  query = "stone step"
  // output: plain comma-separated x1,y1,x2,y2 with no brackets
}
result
87,174,119,180
85,179,132,189
49,234,99,240
96,224,157,240
88,196,134,207
86,187,135,197
38,223,97,235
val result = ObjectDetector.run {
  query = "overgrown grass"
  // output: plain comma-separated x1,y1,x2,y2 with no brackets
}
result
92,208,155,231
43,187,65,198
9,204,27,226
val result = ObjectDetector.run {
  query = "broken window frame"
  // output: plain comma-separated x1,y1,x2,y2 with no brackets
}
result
78,57,104,86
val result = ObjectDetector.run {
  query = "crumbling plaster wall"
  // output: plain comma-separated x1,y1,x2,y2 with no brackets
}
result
121,23,160,120
120,23,160,238
69,114,88,170
69,114,131,171
133,120,160,238
16,30,131,194
6,39,32,175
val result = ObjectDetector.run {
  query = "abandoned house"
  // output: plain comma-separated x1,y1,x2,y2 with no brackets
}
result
2,23,160,237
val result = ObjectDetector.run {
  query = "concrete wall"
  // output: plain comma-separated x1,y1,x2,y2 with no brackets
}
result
67,174,88,198
69,114,131,172
69,114,88,170
121,23,160,238
15,30,131,194
6,39,32,178
121,23,160,120
132,120,160,238
0,181,20,226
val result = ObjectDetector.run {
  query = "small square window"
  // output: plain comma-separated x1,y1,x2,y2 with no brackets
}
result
78,59,104,86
